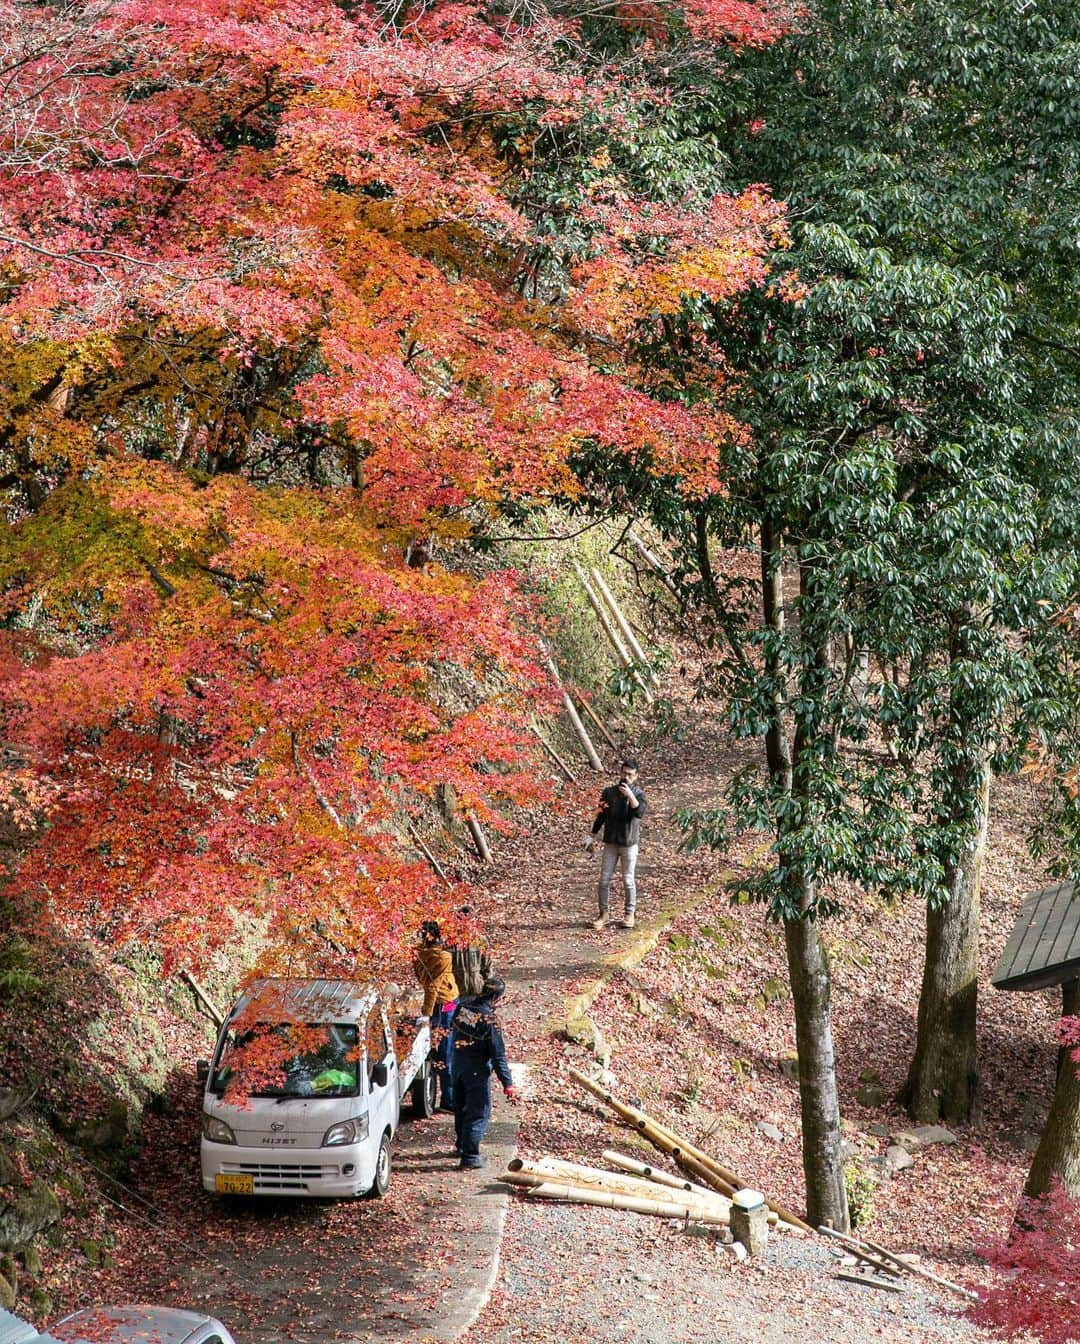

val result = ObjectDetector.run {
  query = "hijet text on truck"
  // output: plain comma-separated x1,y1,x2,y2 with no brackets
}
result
199,978,435,1199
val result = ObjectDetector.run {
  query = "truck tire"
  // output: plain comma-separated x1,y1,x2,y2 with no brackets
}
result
367,1131,392,1198
410,1061,437,1118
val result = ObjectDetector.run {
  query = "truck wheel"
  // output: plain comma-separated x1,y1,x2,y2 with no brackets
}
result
410,1062,437,1118
367,1131,392,1198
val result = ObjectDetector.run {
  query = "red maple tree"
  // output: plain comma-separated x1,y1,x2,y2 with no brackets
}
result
0,0,787,979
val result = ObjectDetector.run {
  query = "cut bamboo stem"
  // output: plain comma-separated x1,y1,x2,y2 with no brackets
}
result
465,814,491,863
602,1151,718,1202
572,562,653,704
569,1068,812,1234
862,1235,980,1301
568,1070,735,1199
543,655,603,770
834,1271,905,1294
638,1114,745,1190
529,720,579,784
517,1179,731,1225
818,1230,902,1278
501,1177,730,1223
406,821,453,888
507,1158,731,1214
574,694,618,750
180,971,225,1028
589,566,658,686
627,532,680,597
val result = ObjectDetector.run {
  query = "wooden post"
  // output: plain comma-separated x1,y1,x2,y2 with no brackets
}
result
465,813,491,863
574,693,618,751
543,655,603,770
627,531,680,597
406,821,453,888
589,566,657,686
572,561,653,704
180,970,225,1029
529,720,579,784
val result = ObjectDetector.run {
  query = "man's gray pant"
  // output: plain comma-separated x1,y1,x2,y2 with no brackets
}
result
597,842,638,918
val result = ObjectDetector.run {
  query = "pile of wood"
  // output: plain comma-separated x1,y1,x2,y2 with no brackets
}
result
498,1152,737,1226
567,1067,811,1233
508,1068,981,1302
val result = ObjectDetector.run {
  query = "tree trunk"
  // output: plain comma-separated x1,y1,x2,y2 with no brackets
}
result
900,757,990,1125
761,523,848,1231
785,904,850,1231
1024,980,1080,1199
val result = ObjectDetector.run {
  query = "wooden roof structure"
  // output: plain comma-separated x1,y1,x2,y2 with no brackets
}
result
992,881,1080,992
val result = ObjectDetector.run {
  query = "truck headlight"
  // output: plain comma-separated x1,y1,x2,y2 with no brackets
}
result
322,1115,368,1147
202,1114,237,1145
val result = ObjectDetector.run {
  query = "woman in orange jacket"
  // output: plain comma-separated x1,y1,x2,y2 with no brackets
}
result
413,921,459,1110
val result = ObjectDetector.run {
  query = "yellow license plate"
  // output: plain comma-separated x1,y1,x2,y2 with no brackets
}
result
216,1173,254,1195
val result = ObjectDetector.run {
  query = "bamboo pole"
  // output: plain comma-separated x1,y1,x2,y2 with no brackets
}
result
465,813,491,863
602,1151,719,1202
507,1158,732,1214
406,821,453,887
180,970,225,1028
515,1179,732,1225
543,656,603,770
626,532,680,597
572,562,653,704
589,566,658,686
529,720,579,784
574,693,618,750
834,1271,905,1294
636,1113,745,1190
568,1070,736,1199
816,1226,903,1279
568,1068,812,1233
501,1176,730,1224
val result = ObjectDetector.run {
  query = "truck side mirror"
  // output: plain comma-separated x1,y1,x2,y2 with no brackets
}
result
196,1059,210,1083
370,1062,389,1089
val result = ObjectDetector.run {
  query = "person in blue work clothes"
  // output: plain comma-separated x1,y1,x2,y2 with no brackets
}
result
450,975,517,1170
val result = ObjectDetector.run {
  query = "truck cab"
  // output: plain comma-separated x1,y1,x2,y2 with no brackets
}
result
199,979,433,1199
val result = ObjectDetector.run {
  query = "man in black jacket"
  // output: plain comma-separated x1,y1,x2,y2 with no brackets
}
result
587,758,647,930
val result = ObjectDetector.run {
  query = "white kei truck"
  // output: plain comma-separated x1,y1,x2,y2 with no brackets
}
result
199,978,435,1200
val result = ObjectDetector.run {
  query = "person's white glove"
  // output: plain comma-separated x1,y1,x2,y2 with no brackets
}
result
581,835,597,853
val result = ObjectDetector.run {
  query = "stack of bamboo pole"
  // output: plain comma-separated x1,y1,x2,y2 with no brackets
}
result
568,1068,812,1234
497,1154,734,1225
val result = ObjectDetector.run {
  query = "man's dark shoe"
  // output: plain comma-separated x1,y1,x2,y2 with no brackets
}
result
458,1156,487,1170
438,1102,455,1113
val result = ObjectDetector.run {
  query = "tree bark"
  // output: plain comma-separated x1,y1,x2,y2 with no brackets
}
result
761,523,849,1231
899,757,990,1125
785,900,850,1231
1024,979,1080,1199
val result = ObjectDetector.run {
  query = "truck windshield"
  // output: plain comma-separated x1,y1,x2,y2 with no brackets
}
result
211,1023,360,1098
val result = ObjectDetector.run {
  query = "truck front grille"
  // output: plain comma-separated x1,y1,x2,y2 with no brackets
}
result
222,1161,341,1192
